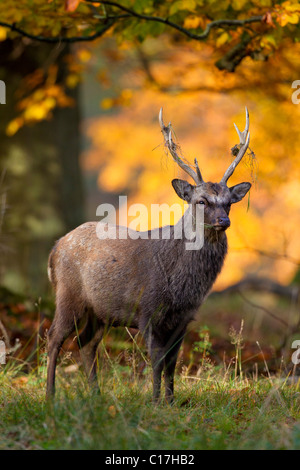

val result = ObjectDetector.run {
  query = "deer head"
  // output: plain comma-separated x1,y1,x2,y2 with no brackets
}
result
159,107,251,232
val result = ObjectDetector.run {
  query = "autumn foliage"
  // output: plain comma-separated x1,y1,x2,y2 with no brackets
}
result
0,0,300,366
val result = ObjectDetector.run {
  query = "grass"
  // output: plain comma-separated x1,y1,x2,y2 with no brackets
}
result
0,346,300,450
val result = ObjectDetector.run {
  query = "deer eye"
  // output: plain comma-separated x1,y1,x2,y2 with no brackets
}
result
198,200,205,205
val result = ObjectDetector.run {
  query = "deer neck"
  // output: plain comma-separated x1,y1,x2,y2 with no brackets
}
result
153,205,228,310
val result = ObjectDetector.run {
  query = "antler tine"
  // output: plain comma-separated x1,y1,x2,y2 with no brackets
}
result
159,108,203,185
194,158,204,183
220,107,250,185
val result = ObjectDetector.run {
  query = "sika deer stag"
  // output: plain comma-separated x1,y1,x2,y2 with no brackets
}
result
46,108,251,402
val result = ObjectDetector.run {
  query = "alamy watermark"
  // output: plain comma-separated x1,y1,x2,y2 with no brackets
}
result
96,196,204,250
0,340,6,364
291,340,300,365
0,80,5,104
292,80,300,104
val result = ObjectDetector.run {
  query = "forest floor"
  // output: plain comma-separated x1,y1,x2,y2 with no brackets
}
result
0,347,300,450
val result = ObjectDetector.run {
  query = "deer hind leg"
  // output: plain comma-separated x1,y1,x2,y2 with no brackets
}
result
46,309,76,398
46,291,87,399
78,312,104,388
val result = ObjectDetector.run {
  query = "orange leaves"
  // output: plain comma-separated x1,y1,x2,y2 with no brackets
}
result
82,34,300,288
97,164,132,192
7,85,74,135
101,89,133,110
65,0,81,12
108,405,117,418
6,66,74,136
11,376,28,387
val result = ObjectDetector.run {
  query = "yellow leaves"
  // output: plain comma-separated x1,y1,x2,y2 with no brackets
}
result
231,0,248,10
101,89,133,110
6,81,74,137
0,7,23,24
0,26,7,41
283,1,300,12
23,102,51,121
76,48,92,63
183,16,205,30
101,98,115,110
6,118,23,137
260,35,277,50
252,0,272,5
216,32,231,48
66,73,81,88
23,95,57,121
169,0,197,16
6,101,52,136
277,12,300,26
275,1,300,26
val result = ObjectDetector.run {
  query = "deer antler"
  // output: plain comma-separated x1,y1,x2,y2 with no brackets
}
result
220,107,250,185
159,108,203,185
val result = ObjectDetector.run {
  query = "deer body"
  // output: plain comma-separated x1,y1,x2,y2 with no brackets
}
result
46,109,252,401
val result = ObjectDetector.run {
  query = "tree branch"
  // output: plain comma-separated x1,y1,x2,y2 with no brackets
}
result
87,0,263,41
0,0,264,44
0,20,115,43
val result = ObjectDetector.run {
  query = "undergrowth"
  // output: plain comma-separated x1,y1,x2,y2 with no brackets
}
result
0,333,300,450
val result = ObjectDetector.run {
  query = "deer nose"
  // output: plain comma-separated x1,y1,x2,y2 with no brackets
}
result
217,217,230,228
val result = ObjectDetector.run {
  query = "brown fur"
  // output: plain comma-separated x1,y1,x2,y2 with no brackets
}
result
46,180,251,401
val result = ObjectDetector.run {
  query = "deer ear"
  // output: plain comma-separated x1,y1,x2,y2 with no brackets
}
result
229,182,251,204
172,179,195,202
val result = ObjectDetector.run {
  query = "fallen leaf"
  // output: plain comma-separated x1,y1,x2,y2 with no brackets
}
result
108,405,116,418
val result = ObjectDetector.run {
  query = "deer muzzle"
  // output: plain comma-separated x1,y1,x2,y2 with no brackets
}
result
214,216,231,231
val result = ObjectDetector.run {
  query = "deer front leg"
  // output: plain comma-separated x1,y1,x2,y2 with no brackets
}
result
164,330,185,404
148,333,165,403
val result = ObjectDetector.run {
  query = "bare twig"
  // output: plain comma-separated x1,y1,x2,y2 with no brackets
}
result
0,20,115,43
238,291,289,328
211,275,300,302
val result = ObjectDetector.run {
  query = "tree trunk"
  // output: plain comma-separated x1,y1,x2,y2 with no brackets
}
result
0,39,85,293
53,44,85,232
